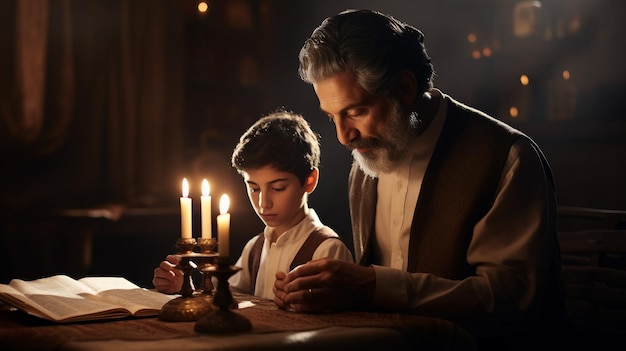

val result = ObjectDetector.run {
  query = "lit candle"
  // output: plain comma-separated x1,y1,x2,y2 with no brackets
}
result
201,179,212,239
180,178,192,239
217,194,230,257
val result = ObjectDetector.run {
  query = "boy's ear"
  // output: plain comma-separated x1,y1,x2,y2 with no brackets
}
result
305,168,319,193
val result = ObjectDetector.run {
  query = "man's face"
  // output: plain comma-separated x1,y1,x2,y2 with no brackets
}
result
313,71,413,177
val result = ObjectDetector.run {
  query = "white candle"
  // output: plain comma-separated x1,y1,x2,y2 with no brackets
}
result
217,194,230,257
180,178,192,239
201,179,212,239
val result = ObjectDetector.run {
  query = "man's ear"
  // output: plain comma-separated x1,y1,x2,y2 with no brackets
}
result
305,168,319,193
398,69,418,106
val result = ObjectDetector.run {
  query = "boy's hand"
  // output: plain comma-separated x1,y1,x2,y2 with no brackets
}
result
153,254,185,294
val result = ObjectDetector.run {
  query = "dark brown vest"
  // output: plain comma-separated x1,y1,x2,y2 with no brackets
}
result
348,95,564,336
350,96,556,278
247,226,338,295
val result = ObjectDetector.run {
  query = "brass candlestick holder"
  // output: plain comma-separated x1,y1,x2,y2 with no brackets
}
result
195,256,252,334
159,238,218,322
197,238,218,294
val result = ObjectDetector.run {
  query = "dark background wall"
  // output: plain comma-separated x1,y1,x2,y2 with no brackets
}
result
1,0,624,288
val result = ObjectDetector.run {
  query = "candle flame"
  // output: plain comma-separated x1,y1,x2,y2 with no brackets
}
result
182,178,189,197
219,194,230,214
202,179,210,196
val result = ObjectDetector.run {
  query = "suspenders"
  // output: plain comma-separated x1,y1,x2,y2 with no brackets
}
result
247,226,337,295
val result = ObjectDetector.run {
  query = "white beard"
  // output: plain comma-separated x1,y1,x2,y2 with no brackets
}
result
351,100,417,178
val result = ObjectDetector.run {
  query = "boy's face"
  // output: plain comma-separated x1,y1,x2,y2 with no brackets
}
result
241,165,312,236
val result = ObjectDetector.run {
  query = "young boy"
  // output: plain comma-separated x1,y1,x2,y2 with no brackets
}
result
153,111,353,299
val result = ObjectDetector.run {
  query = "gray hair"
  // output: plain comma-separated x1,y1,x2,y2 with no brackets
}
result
298,9,435,97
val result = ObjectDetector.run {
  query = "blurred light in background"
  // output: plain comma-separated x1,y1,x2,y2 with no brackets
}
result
520,74,530,86
198,1,208,14
562,70,571,80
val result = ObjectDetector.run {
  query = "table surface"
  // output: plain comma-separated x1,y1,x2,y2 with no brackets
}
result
0,293,475,351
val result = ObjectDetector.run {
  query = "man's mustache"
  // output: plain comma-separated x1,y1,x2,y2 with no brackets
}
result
347,138,381,151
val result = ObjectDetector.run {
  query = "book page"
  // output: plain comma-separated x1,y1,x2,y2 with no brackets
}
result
9,275,97,297
0,283,128,322
77,276,142,293
0,275,176,321
84,288,175,316
78,276,175,315
0,284,52,319
19,294,129,321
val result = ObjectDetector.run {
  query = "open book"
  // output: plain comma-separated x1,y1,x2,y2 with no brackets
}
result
0,275,176,323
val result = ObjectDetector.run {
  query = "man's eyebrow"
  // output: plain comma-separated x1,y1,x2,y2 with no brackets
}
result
319,102,363,116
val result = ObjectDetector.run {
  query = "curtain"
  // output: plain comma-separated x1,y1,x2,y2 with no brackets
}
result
0,0,185,211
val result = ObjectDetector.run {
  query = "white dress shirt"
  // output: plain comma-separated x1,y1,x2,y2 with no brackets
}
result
374,94,448,270
229,209,354,299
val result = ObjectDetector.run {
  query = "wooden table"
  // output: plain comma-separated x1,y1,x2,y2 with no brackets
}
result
0,294,475,351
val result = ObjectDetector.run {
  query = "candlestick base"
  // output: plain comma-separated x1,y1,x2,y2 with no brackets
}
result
159,295,215,322
194,307,252,334
195,257,251,334
159,251,218,322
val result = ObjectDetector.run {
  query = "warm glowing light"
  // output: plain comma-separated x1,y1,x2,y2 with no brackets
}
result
467,33,477,43
568,17,581,34
217,193,230,257
482,47,492,57
201,179,212,239
219,194,230,215
182,178,189,197
202,179,210,196
197,1,208,13
520,75,529,86
471,50,481,60
180,178,192,239
562,70,571,80
510,107,519,118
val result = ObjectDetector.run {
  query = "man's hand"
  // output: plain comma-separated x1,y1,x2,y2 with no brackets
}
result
273,258,376,312
152,254,186,294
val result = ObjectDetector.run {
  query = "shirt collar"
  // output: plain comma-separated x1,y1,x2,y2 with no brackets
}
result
263,209,323,246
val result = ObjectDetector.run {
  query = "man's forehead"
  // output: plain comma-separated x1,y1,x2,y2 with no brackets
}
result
313,72,371,113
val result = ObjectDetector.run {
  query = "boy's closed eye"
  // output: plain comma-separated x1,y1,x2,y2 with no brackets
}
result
247,185,287,193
